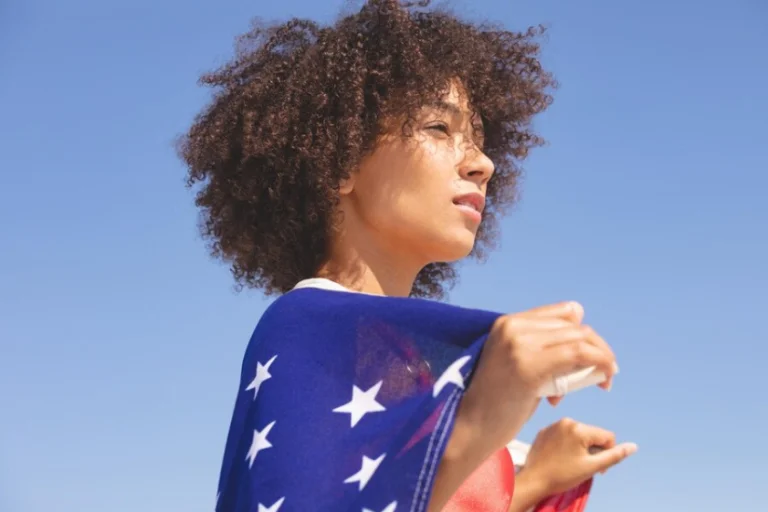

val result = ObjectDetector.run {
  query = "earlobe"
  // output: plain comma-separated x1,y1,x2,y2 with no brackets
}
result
339,174,355,195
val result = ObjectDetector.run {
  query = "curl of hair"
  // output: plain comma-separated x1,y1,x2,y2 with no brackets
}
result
178,0,555,299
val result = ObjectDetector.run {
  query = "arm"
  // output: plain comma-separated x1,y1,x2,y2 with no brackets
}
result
428,302,618,511
508,469,549,512
428,414,494,512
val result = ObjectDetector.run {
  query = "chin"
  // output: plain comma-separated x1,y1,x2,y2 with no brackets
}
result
430,232,477,262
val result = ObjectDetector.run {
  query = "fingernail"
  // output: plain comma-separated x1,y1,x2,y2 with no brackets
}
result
625,443,638,455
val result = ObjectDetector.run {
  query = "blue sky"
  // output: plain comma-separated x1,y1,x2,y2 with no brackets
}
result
1,0,766,511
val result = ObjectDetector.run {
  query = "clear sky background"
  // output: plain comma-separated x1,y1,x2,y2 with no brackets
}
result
1,0,766,511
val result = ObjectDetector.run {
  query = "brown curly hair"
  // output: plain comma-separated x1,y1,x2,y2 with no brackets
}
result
178,0,555,299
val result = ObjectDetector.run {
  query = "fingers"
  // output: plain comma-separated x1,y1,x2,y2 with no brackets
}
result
540,336,617,379
523,301,584,325
542,326,615,365
577,326,614,363
587,442,638,474
493,303,618,403
547,396,563,406
501,316,575,331
575,423,616,448
578,326,615,391
540,326,617,388
519,303,614,376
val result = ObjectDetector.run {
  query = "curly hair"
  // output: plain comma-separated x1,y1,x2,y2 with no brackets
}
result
178,0,555,299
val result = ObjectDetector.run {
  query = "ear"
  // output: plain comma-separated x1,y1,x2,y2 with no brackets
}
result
339,172,356,196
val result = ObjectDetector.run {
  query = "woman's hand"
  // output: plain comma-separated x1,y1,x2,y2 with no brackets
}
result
509,419,638,512
458,301,616,457
428,301,618,511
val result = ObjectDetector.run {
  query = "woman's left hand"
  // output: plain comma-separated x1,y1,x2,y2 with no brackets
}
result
509,418,637,512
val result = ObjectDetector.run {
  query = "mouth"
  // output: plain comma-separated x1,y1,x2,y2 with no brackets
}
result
452,193,485,222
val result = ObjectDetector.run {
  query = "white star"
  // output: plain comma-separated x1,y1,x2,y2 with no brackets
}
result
433,355,471,397
363,501,397,512
258,497,285,512
344,453,386,490
245,355,278,400
246,421,276,469
333,381,386,427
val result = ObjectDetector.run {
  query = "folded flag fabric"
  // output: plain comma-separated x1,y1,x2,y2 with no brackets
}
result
442,447,515,512
532,481,592,512
214,282,592,512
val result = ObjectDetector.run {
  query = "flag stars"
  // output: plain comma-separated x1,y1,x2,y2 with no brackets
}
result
245,355,278,400
258,497,285,512
344,453,386,490
363,501,397,512
246,421,276,469
432,355,471,397
333,381,386,427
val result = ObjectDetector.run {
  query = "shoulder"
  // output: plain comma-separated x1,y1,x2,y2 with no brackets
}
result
257,287,361,330
241,288,361,363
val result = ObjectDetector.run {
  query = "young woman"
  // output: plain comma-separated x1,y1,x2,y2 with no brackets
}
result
179,1,635,511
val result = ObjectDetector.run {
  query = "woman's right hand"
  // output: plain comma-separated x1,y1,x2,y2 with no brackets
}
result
429,301,618,511
458,301,617,454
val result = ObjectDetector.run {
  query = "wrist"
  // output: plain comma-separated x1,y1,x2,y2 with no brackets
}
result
508,467,551,512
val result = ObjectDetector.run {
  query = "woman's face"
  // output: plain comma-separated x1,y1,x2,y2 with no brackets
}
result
339,83,495,267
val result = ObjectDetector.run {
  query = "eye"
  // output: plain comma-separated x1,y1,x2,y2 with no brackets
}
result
426,123,450,135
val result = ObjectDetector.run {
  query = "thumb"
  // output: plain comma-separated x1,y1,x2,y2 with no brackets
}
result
588,442,638,474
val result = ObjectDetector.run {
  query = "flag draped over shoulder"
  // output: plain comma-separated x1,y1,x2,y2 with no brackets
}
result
215,286,501,512
215,284,593,512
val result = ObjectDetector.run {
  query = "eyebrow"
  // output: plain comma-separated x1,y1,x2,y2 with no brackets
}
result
429,101,483,128
430,100,467,119
423,100,486,145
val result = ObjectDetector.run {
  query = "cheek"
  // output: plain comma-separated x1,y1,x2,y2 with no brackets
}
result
363,171,420,225
355,139,461,239
379,152,455,229
403,147,457,209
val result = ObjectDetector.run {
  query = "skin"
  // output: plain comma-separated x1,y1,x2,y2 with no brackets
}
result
509,418,638,512
320,81,636,511
325,82,493,296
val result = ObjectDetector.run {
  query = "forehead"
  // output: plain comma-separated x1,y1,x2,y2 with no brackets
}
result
378,80,481,133
426,81,480,122
444,81,469,108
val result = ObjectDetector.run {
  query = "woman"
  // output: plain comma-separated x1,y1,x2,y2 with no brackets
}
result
179,1,635,510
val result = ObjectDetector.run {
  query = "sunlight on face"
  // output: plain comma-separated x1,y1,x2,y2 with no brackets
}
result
340,81,495,267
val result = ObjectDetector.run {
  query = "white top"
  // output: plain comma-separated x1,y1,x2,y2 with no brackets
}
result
292,277,350,292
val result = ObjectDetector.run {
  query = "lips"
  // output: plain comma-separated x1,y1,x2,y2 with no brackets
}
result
452,193,486,214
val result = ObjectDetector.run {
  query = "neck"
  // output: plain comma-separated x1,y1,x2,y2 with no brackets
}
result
318,221,424,298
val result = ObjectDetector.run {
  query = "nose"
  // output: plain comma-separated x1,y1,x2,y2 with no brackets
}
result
458,142,495,188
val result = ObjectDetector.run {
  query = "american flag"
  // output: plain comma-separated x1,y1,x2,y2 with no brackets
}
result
214,284,502,512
